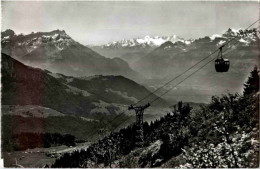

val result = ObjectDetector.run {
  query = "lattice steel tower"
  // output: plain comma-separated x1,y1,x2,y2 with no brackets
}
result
128,103,150,146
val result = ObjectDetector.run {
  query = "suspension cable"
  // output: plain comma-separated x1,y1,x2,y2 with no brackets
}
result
88,19,260,137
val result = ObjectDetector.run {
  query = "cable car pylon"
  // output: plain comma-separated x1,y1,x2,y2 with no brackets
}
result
88,19,259,139
128,103,150,146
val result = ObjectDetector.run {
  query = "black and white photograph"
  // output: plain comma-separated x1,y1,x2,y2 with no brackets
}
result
1,0,259,168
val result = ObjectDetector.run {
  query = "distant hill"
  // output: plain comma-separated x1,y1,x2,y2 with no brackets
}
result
1,29,142,81
1,105,65,118
2,53,168,116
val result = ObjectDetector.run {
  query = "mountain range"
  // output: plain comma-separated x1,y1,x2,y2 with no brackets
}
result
91,28,255,50
90,28,258,68
1,29,141,81
91,35,192,49
91,28,259,103
90,35,193,60
2,53,167,116
2,28,258,104
136,28,259,102
133,28,258,78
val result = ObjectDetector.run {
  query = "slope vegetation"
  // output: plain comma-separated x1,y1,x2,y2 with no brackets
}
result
52,67,259,168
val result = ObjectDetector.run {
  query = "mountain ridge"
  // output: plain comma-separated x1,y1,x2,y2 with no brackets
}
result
128,28,259,103
2,53,168,116
90,35,193,49
89,28,257,50
1,29,142,81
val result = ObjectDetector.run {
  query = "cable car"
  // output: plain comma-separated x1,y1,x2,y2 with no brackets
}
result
215,46,230,72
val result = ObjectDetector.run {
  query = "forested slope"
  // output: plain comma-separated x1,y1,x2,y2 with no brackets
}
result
52,67,259,168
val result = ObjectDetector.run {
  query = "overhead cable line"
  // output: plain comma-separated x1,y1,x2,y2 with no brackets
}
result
104,19,260,126
131,19,260,107
89,19,260,137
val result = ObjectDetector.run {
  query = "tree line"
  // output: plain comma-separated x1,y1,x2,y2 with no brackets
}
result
3,132,76,151
52,66,259,168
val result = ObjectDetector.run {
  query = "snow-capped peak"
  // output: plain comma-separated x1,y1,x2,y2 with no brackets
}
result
98,35,193,49
1,29,77,54
210,34,222,40
144,35,150,39
223,28,240,37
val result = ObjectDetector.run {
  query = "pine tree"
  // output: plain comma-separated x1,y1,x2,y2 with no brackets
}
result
244,66,259,96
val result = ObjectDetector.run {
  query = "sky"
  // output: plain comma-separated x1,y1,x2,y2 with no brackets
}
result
1,1,259,45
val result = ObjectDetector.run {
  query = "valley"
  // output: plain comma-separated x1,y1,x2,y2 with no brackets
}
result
91,28,258,103
1,24,259,168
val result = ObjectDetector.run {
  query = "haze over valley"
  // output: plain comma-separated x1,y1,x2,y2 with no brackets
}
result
2,27,258,103
1,1,259,168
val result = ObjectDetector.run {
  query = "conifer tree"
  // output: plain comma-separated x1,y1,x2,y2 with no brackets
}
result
244,66,259,96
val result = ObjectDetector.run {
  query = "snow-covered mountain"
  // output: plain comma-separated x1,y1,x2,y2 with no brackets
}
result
134,28,259,76
1,29,142,80
1,29,77,56
90,28,258,61
90,28,258,50
130,28,259,103
209,28,258,45
91,35,193,49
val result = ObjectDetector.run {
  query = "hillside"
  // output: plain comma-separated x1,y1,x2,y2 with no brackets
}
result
2,53,167,116
92,47,151,65
52,67,259,168
1,29,142,80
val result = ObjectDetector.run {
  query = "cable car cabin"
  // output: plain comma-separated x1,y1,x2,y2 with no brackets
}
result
215,58,230,72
